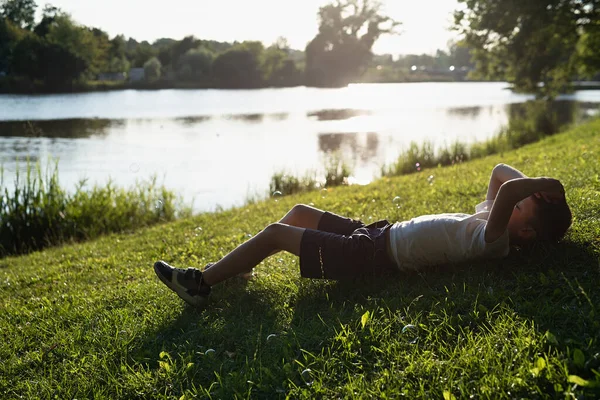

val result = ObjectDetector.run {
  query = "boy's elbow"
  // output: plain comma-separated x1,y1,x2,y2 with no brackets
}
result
498,178,528,204
493,163,507,173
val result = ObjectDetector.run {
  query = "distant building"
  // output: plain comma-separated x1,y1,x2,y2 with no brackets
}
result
98,72,126,82
129,68,145,82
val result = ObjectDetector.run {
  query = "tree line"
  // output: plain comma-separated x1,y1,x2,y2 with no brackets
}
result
0,0,404,90
0,1,305,89
1,0,599,94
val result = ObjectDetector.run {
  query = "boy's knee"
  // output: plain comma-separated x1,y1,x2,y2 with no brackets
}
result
291,204,308,214
263,223,285,237
292,204,312,217
284,204,308,223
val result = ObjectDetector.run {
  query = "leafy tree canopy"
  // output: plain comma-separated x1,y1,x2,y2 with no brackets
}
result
144,56,161,81
0,0,36,29
305,0,400,87
454,0,600,97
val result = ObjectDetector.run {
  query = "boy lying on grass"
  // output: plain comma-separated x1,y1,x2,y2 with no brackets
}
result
154,164,572,308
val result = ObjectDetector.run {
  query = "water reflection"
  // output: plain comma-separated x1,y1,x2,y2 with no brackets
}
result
0,119,118,138
445,101,599,125
506,100,581,135
175,116,213,125
318,132,379,162
0,112,295,137
319,132,352,153
446,106,483,118
0,141,41,163
308,109,372,121
224,113,265,123
268,112,290,121
0,84,599,213
315,100,599,182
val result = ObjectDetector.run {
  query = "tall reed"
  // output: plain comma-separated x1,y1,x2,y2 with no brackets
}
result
0,161,189,257
269,154,353,197
382,100,578,178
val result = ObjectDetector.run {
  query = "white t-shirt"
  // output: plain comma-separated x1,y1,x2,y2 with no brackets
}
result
389,200,510,271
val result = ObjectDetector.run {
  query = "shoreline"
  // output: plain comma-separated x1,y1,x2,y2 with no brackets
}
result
1,79,598,96
0,78,503,95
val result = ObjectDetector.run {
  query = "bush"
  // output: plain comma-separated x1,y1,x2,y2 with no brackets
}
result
0,161,188,256
269,171,319,197
268,154,353,197
144,57,162,81
178,47,214,82
324,154,352,187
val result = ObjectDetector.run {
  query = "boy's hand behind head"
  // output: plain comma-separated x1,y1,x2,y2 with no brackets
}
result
534,177,565,197
534,191,565,204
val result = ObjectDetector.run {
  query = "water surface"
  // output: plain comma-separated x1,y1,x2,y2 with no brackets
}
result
1,83,598,211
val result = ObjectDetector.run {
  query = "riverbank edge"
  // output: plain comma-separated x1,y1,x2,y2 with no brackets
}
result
0,77,503,95
2,78,598,95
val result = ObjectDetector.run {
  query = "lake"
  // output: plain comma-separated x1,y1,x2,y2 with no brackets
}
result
1,82,599,212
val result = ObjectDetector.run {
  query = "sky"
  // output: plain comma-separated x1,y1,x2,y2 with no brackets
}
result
41,0,461,55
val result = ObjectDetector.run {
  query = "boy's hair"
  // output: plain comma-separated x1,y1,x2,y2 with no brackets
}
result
530,196,572,243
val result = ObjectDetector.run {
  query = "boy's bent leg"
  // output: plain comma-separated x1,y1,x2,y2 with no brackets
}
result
256,204,325,262
205,205,320,280
202,223,305,286
279,204,325,229
280,204,364,235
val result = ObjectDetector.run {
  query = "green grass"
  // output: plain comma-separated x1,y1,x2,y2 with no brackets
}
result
1,119,599,399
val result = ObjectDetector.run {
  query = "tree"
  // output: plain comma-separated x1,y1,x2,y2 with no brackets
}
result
576,22,600,78
262,45,287,83
454,0,600,96
448,41,474,69
106,34,129,73
4,8,91,85
0,0,36,30
274,36,290,53
34,12,111,79
129,40,156,68
0,17,25,72
164,35,199,68
212,43,264,88
261,39,302,86
144,56,161,81
87,27,111,73
33,4,60,37
271,59,302,86
177,47,213,81
11,33,88,84
108,56,129,73
305,0,400,87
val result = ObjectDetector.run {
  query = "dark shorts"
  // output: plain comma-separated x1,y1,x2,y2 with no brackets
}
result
299,211,398,280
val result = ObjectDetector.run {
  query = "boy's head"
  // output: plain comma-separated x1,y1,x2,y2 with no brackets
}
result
507,195,572,247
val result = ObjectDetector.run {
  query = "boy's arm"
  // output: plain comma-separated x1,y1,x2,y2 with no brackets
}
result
486,164,527,200
485,177,564,243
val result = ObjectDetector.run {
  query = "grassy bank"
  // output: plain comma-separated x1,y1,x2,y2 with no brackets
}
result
1,120,599,398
